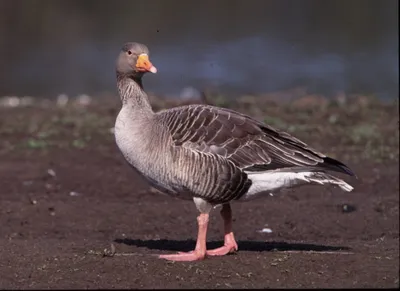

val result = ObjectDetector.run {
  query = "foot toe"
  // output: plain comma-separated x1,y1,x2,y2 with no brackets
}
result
158,251,205,262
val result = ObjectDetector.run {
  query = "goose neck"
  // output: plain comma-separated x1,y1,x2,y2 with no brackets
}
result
116,74,153,115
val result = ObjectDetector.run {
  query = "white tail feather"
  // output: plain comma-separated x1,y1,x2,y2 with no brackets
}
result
304,174,354,192
243,171,354,201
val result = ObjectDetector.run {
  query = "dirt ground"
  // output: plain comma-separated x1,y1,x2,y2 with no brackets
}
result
0,94,399,289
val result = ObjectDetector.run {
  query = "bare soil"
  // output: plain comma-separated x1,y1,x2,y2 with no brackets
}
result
0,95,399,289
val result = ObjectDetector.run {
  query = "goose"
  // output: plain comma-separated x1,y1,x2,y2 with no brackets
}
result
114,42,355,262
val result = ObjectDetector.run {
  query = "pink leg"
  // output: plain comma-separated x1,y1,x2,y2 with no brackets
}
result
158,213,209,261
207,204,238,256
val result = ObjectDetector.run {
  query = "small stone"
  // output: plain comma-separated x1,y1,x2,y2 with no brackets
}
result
48,207,56,216
102,244,116,257
47,169,56,177
258,228,273,233
341,204,357,213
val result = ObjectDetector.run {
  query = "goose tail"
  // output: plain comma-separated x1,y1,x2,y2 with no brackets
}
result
302,171,354,192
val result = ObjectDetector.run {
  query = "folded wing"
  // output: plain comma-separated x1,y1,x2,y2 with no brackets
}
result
159,105,354,176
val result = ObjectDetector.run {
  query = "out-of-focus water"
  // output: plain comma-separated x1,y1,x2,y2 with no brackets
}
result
0,0,398,99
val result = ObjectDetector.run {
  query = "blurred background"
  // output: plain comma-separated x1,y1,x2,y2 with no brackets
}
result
0,0,398,100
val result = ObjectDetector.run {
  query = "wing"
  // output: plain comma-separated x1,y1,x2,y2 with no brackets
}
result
157,104,354,176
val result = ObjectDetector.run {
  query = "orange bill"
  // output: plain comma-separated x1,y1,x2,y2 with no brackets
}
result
136,54,157,73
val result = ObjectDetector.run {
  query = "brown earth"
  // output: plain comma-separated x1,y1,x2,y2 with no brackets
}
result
0,95,399,289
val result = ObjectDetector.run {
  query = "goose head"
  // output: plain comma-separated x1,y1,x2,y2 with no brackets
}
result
116,42,157,78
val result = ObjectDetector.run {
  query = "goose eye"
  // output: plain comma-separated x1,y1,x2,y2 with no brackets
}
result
127,50,132,55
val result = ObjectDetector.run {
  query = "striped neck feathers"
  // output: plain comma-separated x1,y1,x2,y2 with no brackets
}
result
116,73,153,114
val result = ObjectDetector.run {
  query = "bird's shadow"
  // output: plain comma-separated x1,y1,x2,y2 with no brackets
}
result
114,238,351,253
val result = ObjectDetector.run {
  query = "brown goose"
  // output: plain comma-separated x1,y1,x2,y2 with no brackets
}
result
114,42,355,261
